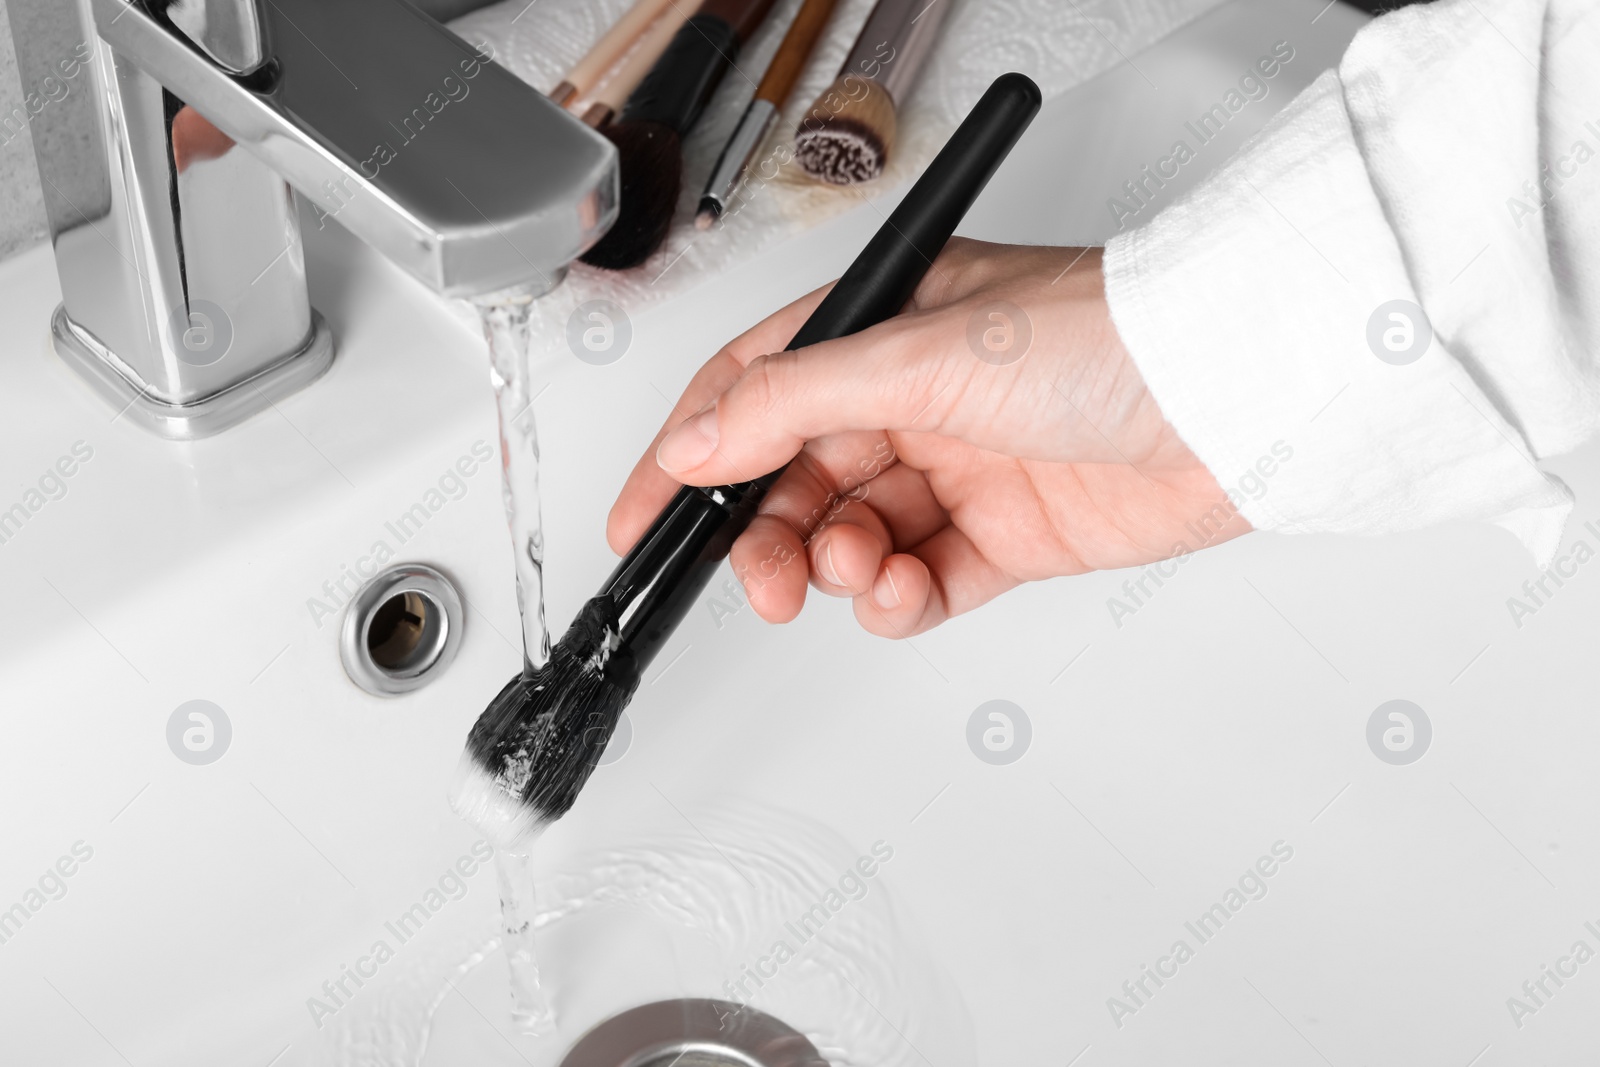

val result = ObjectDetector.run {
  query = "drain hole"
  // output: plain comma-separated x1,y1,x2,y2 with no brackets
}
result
339,564,464,697
367,590,441,674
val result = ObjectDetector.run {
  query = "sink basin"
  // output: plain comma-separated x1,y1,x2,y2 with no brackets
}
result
6,0,1599,1064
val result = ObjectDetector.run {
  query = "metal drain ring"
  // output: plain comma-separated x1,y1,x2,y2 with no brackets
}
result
560,999,829,1067
338,563,463,696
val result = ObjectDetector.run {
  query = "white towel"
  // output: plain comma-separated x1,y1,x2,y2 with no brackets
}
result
449,0,1228,315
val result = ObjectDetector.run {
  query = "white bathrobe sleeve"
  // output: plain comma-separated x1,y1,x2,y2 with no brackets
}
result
1103,0,1600,564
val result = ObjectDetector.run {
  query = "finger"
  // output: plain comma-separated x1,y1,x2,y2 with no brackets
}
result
810,519,888,597
171,107,236,172
729,513,809,623
715,439,945,608
749,432,895,540
607,283,834,553
726,448,898,617
852,553,934,639
652,310,974,486
761,439,953,555
837,455,948,552
854,525,1019,638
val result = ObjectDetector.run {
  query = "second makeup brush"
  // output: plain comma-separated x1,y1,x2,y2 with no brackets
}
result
576,6,693,128
695,0,841,228
548,0,678,107
580,0,781,270
793,0,953,185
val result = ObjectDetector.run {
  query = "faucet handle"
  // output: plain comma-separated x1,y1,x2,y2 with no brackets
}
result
161,0,269,74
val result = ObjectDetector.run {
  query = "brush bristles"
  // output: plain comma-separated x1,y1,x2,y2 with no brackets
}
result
794,78,898,185
452,595,641,850
580,119,683,271
450,752,545,853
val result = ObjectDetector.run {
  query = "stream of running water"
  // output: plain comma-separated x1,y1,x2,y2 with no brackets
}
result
475,290,558,1034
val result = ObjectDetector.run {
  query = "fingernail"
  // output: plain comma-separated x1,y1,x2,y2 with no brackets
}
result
816,541,843,588
871,565,900,609
656,406,719,473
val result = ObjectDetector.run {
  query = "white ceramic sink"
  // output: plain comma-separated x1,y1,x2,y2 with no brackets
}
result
6,1,1599,1064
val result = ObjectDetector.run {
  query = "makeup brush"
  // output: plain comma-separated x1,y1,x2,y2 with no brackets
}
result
695,0,841,228
580,0,781,271
793,0,953,185
578,5,693,128
549,0,679,108
452,73,1043,852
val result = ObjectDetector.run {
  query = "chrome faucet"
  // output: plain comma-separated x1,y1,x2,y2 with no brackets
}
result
5,0,618,438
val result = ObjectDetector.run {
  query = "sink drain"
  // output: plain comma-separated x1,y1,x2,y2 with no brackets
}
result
560,999,828,1067
339,564,463,696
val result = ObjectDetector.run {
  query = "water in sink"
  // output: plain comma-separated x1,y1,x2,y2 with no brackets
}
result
492,846,555,1035
309,805,974,1066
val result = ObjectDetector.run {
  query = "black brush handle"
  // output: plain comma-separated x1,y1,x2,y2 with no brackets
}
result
621,0,778,133
598,73,1043,673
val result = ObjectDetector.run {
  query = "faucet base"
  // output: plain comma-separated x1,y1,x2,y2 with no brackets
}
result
51,306,337,441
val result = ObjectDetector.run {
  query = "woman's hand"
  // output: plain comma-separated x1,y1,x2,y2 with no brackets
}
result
607,239,1247,638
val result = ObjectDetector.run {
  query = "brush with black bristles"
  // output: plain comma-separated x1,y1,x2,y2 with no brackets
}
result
454,73,1044,852
579,0,780,271
792,0,953,186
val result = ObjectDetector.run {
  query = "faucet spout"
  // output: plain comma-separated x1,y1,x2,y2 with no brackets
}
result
5,0,618,438
96,0,618,299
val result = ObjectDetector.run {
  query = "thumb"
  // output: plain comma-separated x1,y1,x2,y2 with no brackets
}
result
653,316,965,486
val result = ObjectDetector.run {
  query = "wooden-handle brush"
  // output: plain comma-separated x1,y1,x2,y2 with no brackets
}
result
580,0,781,271
549,0,679,107
695,0,841,227
577,5,693,128
453,74,1044,851
793,0,954,185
